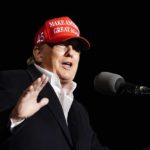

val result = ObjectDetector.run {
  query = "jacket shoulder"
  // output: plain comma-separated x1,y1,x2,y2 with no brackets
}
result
0,69,30,85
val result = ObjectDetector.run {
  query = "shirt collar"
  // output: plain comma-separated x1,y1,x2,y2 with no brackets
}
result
34,63,77,94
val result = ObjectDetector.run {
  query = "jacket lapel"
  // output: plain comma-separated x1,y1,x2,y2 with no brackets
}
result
26,65,73,147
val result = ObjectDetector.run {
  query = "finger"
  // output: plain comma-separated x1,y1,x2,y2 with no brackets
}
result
22,85,34,96
32,77,42,91
40,75,49,88
32,74,48,91
38,98,49,109
34,74,49,92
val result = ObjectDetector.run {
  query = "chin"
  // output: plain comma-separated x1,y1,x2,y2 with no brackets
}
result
58,71,75,81
59,76,73,83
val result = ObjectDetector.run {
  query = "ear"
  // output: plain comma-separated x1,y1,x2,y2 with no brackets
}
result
33,46,43,63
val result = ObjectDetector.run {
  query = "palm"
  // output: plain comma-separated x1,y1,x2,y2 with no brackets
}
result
11,74,49,119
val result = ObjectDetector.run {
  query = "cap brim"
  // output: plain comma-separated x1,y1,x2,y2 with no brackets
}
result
71,37,91,51
50,36,91,51
66,37,90,51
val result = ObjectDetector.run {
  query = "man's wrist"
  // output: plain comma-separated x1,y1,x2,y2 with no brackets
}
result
10,117,25,130
10,110,28,122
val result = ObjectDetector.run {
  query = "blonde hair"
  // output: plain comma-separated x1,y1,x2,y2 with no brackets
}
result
26,56,34,65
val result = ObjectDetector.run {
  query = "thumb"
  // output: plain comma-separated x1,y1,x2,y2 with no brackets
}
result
38,98,49,108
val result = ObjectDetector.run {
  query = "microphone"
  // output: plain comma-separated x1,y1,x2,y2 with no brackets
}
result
94,72,150,95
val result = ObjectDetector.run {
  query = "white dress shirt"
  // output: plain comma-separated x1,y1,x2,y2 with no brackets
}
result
34,63,77,122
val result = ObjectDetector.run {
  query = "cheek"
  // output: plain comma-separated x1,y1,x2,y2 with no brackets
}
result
74,55,80,65
51,57,61,69
73,58,80,72
42,55,56,67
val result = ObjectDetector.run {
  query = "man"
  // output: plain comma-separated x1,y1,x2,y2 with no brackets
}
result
0,16,109,150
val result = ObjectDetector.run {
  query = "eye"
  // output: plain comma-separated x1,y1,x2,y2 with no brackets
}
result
65,40,82,52
58,43,66,46
54,45,67,52
53,42,68,49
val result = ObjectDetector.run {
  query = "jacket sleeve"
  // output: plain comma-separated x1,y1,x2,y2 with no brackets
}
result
0,71,17,147
0,70,30,148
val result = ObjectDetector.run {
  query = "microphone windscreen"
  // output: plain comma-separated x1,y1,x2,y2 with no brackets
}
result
94,72,125,95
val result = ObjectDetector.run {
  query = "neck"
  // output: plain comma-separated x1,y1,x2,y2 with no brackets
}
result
61,80,72,89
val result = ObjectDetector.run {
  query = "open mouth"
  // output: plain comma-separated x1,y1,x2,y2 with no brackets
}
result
62,62,73,70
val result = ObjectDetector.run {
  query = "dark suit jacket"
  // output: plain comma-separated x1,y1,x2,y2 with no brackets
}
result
0,65,108,150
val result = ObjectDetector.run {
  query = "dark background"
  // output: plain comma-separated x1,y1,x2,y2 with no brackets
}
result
0,1,150,150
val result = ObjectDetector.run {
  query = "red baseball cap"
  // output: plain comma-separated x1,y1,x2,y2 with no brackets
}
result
34,16,90,50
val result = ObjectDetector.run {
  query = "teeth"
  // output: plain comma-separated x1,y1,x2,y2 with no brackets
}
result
63,62,72,66
65,62,70,65
62,62,72,70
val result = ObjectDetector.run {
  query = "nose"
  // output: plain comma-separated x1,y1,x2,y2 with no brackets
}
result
65,45,75,57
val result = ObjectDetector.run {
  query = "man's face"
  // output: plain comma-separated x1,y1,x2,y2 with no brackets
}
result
34,40,81,85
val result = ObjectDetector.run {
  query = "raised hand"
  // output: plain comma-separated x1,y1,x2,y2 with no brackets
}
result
11,74,49,121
